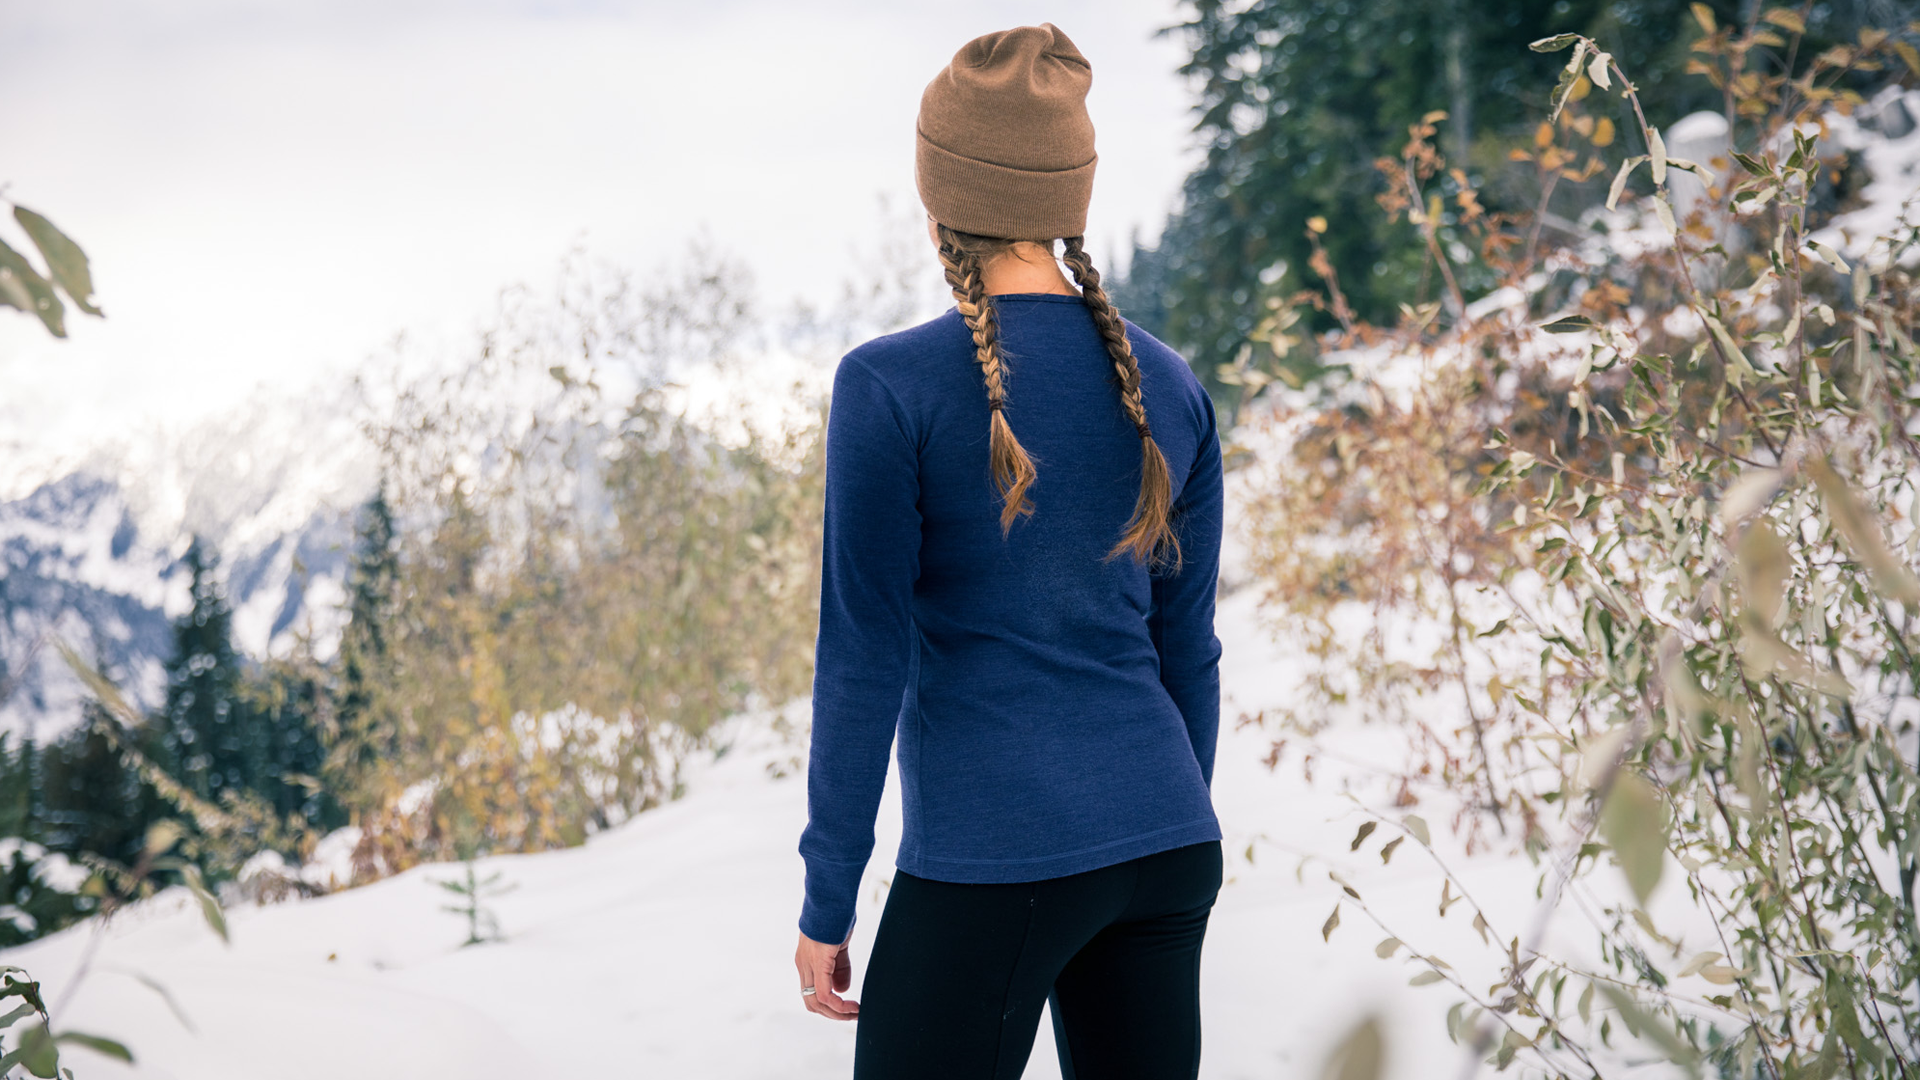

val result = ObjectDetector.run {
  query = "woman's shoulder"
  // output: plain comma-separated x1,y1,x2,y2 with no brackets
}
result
839,309,970,393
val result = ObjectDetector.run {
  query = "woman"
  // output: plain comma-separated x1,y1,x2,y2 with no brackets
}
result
793,23,1225,1079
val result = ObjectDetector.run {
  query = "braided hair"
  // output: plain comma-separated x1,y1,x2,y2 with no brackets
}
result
933,223,1180,571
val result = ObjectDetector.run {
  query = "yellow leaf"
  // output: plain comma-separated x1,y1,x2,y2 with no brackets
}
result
1593,116,1616,146
1307,215,1329,235
1535,121,1554,149
1677,950,1725,977
1736,520,1791,626
1762,8,1806,33
1691,2,1716,32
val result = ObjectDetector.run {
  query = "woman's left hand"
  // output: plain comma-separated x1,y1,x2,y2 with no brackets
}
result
794,930,859,1020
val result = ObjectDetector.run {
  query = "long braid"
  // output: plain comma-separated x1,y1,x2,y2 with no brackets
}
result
935,223,1038,534
1060,236,1180,572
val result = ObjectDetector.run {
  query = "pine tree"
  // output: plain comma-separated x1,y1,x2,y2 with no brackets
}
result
0,732,29,842
335,485,399,780
1131,0,1738,404
39,702,151,868
247,656,346,830
158,538,256,803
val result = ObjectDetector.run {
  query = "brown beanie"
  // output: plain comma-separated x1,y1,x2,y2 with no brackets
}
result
915,23,1097,241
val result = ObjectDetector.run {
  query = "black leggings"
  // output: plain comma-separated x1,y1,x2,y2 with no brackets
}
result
852,840,1224,1079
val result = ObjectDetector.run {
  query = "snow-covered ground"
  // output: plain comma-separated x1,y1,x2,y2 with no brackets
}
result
2,576,1606,1080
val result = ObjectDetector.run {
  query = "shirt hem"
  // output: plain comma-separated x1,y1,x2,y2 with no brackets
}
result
895,816,1222,884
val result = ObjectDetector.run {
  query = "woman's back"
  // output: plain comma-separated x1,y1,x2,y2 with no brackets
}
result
797,291,1224,946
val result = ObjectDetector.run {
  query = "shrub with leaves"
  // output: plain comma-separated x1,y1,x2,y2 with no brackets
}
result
331,251,825,875
1238,8,1920,1074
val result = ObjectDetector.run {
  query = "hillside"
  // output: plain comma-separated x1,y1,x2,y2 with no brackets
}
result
0,579,1558,1080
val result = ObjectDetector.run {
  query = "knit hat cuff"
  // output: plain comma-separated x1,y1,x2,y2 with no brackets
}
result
916,132,1096,241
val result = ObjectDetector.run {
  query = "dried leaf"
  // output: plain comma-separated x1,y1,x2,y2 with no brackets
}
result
1319,1015,1385,1080
1403,815,1431,846
1761,7,1806,33
1588,51,1613,89
1607,156,1645,211
1649,128,1668,186
1322,904,1341,941
1811,456,1920,604
1808,239,1851,273
1719,468,1782,526
1376,937,1403,958
1736,520,1791,626
1350,821,1378,851
1677,950,1725,977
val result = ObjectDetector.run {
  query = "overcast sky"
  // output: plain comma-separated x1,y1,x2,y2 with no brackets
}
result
0,0,1202,483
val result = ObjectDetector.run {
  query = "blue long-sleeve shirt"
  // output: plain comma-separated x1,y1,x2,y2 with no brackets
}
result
796,292,1224,946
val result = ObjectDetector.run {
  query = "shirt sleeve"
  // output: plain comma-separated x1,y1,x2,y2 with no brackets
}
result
796,356,921,945
1147,396,1224,787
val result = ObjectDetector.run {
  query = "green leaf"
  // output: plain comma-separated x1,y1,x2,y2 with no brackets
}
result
0,1002,35,1029
1379,836,1403,864
16,1021,58,1078
1599,772,1670,904
0,239,65,337
1598,986,1696,1062
1409,969,1446,986
53,1032,132,1063
1528,33,1579,52
1375,937,1402,958
12,207,101,316
178,865,229,943
1349,821,1377,850
1,976,46,1013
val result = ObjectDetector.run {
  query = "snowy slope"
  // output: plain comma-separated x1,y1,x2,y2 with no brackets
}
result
0,471,355,743
1,578,1601,1080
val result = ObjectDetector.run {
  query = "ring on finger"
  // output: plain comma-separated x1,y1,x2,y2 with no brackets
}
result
801,985,817,996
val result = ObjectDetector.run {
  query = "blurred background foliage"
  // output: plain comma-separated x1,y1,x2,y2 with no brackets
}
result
1115,0,1906,408
6,1,1920,1073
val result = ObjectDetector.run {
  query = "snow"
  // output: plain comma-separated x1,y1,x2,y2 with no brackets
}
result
1,573,1651,1080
